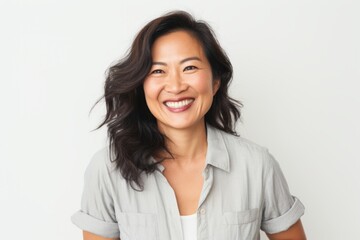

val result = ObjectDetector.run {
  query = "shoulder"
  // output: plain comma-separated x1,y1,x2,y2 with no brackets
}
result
217,129,267,156
215,128,276,170
227,133,265,152
84,146,119,180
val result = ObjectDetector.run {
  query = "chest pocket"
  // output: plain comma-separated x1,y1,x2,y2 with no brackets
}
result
222,208,259,239
117,212,158,240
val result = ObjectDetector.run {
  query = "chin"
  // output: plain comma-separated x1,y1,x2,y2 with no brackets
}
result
158,119,205,131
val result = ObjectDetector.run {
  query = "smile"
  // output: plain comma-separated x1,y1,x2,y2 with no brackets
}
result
164,99,194,109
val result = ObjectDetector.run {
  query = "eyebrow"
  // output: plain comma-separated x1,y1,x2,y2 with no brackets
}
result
152,56,202,66
180,56,201,64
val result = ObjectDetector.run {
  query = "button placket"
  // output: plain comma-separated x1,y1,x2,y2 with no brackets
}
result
197,166,213,240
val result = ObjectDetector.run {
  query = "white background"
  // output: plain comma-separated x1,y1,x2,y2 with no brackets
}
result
1,0,359,239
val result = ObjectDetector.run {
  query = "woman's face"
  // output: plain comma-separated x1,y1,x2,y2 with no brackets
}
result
143,30,220,132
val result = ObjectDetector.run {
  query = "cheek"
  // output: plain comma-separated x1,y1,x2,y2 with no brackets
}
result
194,72,216,94
143,79,161,100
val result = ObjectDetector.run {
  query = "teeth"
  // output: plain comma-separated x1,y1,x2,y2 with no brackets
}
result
165,99,193,108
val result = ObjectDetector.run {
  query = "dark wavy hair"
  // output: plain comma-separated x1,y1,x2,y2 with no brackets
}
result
92,10,242,190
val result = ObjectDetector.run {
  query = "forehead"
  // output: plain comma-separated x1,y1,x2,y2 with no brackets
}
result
151,30,206,59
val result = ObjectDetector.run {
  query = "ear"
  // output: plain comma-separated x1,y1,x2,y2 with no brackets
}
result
212,79,220,96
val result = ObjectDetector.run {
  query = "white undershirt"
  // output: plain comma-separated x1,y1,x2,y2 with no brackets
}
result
180,213,197,240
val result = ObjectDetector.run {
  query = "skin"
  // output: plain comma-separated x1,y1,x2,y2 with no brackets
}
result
83,30,306,240
267,220,307,240
83,231,119,240
143,30,220,135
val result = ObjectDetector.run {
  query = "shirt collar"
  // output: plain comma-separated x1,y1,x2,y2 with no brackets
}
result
205,124,230,173
154,124,231,173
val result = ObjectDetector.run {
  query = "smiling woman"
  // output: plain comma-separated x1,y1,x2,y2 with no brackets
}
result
143,30,220,132
71,10,306,240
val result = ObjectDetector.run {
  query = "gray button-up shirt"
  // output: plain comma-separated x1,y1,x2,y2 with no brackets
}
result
71,125,305,240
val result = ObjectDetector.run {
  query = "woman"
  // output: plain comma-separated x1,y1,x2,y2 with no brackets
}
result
71,11,306,240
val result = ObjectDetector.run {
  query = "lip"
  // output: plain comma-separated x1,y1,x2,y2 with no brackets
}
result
163,98,194,112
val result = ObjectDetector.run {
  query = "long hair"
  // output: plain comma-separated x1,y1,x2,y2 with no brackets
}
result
92,11,242,190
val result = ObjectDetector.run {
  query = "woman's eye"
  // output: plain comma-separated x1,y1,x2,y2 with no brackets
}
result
151,69,164,74
184,66,198,71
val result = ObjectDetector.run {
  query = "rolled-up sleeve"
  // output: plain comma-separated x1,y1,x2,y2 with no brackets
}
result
260,150,305,234
71,149,120,238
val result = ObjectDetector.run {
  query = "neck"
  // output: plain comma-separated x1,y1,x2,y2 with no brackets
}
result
159,121,208,165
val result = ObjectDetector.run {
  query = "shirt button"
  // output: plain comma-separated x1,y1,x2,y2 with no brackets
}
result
200,208,206,215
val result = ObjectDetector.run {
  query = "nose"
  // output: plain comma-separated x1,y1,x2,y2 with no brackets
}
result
164,70,187,94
